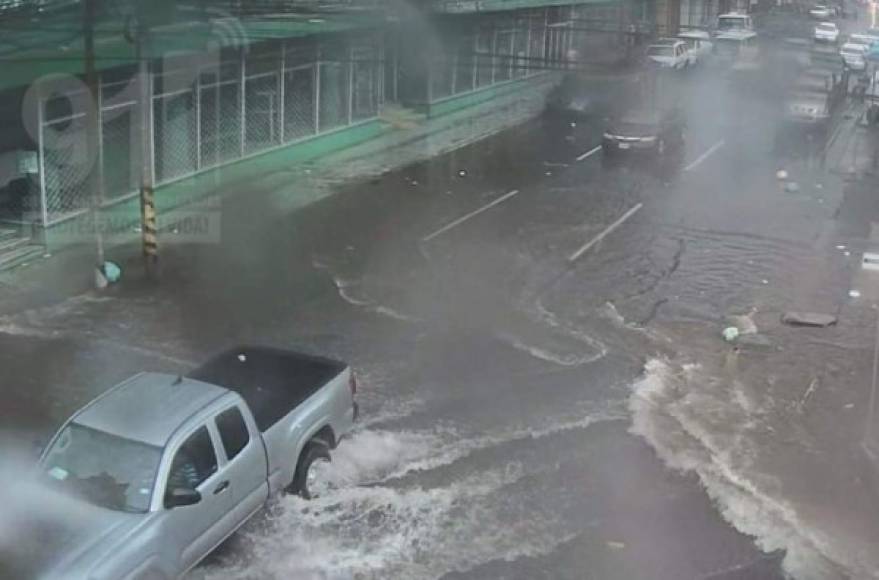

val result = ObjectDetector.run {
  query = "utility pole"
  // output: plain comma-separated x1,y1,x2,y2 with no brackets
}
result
134,19,159,279
83,0,106,287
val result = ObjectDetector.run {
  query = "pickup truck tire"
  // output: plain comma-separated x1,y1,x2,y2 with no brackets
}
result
292,441,332,499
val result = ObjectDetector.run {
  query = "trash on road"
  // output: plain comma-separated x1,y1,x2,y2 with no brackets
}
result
606,541,626,550
849,289,862,298
862,253,879,271
725,311,758,335
836,244,847,250
784,182,800,193
781,312,837,327
103,261,121,284
776,169,789,180
762,279,769,285
458,169,467,177
722,326,740,342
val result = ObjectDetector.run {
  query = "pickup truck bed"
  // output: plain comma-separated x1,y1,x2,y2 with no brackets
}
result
188,346,347,432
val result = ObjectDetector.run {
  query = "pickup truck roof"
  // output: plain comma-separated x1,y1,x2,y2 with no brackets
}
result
74,373,227,446
188,346,347,432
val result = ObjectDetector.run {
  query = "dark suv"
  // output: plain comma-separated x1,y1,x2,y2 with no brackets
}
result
601,108,685,156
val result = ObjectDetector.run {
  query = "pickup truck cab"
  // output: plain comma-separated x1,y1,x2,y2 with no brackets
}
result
36,347,358,580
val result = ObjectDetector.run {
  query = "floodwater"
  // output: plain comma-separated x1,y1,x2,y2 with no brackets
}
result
3,14,879,580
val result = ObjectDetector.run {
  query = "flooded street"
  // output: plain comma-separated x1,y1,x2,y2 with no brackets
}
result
4,13,879,580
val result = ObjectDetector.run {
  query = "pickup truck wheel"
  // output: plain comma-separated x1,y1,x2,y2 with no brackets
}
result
292,442,332,499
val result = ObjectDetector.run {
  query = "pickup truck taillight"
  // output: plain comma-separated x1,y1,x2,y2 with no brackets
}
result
349,372,358,395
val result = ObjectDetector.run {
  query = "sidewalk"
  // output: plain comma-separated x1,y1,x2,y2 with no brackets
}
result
0,72,566,315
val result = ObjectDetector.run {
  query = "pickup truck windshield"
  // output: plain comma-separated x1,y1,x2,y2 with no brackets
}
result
42,423,161,513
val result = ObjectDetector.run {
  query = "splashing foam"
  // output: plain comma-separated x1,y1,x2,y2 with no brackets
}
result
628,359,846,580
197,464,574,580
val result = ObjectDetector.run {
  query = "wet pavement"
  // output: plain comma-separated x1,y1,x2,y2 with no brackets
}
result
4,15,879,580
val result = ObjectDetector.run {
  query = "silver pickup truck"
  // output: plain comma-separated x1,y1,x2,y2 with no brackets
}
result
33,346,358,580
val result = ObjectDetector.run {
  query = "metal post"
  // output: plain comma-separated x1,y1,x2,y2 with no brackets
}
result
280,40,286,143
240,48,246,156
37,87,48,230
347,45,354,125
137,26,158,278
195,64,201,171
314,61,321,133
83,0,105,286
866,311,879,444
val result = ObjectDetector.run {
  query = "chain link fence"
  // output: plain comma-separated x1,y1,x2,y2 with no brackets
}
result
153,90,198,184
42,113,90,222
284,65,316,140
36,33,385,227
244,73,281,154
101,103,140,201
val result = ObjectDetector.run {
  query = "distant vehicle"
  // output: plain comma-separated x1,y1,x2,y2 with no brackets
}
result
646,40,691,69
678,30,714,64
602,108,685,157
36,347,359,580
848,33,879,49
716,12,754,32
714,29,759,65
840,42,869,70
782,69,843,129
814,22,840,43
810,5,833,19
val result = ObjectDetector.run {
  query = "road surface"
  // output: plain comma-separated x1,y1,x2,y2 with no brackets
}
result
3,13,879,580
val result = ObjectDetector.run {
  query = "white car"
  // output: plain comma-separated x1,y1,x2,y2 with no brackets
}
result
646,40,690,69
814,22,840,43
840,42,869,70
810,5,833,19
678,30,714,65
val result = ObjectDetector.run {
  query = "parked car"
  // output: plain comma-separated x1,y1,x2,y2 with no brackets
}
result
848,33,879,49
35,346,359,580
646,40,691,69
678,30,714,65
840,42,869,70
602,107,685,157
814,22,840,43
810,5,833,19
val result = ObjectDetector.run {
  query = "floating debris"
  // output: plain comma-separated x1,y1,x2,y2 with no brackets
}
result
722,326,740,342
781,312,837,327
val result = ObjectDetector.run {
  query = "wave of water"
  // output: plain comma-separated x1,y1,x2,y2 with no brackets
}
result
628,358,853,580
192,402,622,580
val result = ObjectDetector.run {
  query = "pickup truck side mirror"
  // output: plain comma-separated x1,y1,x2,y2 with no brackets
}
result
165,487,202,509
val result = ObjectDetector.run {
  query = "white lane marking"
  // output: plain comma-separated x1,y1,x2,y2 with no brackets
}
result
421,189,520,242
683,139,725,172
576,145,603,162
568,203,643,263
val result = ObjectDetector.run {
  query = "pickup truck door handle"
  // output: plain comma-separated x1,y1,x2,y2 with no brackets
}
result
213,480,230,495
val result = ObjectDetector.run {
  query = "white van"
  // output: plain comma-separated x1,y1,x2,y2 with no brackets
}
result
716,12,754,32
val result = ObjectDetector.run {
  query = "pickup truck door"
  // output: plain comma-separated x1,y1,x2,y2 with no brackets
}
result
213,404,269,522
160,423,236,572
